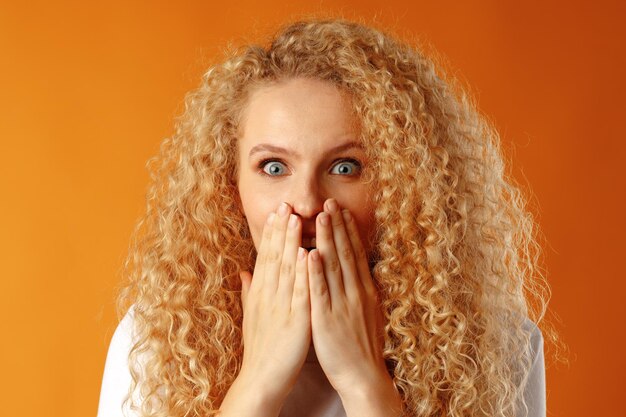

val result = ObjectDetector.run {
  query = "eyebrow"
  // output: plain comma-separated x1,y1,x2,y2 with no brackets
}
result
248,141,363,159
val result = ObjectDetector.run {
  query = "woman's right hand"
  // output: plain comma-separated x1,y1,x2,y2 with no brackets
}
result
236,202,312,405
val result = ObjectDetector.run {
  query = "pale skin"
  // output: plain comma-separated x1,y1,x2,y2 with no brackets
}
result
218,78,403,417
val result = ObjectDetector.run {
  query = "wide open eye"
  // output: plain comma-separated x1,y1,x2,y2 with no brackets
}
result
261,160,287,176
330,159,361,176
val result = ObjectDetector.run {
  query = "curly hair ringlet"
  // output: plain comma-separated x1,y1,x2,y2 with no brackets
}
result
116,18,561,417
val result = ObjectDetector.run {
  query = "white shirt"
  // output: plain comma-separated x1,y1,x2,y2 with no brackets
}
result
97,308,546,417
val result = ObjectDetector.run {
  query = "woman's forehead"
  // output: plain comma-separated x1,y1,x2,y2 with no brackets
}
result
238,78,362,153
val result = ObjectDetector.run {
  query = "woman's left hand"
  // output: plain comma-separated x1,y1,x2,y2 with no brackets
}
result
308,198,403,416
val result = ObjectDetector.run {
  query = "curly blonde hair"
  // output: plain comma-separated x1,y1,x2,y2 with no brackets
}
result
117,18,560,417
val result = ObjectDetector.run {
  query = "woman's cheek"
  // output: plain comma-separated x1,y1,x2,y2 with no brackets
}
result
248,199,280,252
346,202,376,254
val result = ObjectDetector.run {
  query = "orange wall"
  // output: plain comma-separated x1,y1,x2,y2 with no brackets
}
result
1,1,623,416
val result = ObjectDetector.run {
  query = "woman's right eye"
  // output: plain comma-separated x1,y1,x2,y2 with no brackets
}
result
260,160,287,176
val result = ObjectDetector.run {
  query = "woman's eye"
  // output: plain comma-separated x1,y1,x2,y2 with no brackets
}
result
261,160,287,176
330,159,361,176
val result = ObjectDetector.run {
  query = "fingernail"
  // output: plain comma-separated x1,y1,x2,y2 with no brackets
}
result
298,247,306,260
310,249,320,261
342,209,352,223
288,214,298,228
278,202,289,217
319,212,330,226
267,212,276,225
326,199,338,213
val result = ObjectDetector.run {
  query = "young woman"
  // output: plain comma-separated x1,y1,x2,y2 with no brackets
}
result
98,19,553,417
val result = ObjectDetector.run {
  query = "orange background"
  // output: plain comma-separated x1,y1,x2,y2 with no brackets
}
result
1,1,623,416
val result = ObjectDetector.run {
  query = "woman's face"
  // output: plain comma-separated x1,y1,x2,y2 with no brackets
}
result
236,77,376,254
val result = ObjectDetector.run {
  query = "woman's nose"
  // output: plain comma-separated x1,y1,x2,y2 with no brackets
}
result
289,177,325,221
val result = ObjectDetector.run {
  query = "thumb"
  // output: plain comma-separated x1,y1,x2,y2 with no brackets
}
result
239,271,252,312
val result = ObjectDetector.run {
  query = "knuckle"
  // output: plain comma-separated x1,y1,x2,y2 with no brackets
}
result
328,257,341,273
339,245,353,261
355,244,367,262
292,285,307,299
273,218,287,232
266,249,281,263
315,284,328,297
280,262,293,277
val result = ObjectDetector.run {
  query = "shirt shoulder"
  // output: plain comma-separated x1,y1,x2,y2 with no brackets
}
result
97,307,137,417
518,317,546,417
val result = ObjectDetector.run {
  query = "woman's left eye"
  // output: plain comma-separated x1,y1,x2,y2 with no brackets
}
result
330,159,361,175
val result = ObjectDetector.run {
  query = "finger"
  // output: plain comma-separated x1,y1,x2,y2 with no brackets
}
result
250,211,275,293
264,202,292,294
307,249,330,313
341,208,383,344
276,214,301,307
341,208,377,297
239,271,252,312
324,199,362,301
292,247,311,315
316,211,344,305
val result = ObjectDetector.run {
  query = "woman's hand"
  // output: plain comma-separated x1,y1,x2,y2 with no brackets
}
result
308,198,403,417
235,202,312,407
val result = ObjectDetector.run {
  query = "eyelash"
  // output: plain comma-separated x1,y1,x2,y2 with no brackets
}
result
257,158,362,177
